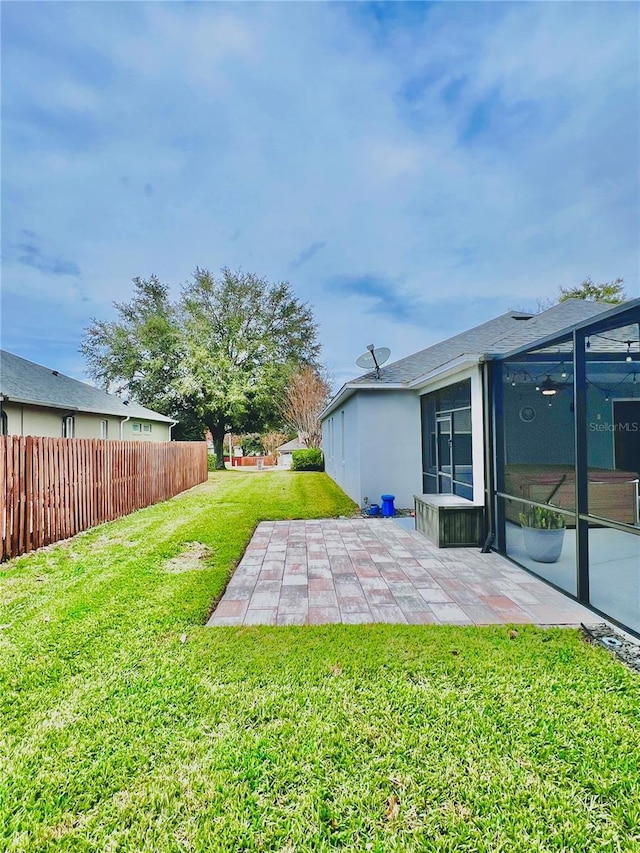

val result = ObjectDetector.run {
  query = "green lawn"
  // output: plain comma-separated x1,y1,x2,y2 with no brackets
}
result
1,471,639,852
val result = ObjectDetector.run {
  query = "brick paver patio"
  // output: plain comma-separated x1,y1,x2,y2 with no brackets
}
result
207,518,597,627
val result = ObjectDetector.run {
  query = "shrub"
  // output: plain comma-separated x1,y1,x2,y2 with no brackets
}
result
519,505,566,529
291,448,324,472
207,453,218,472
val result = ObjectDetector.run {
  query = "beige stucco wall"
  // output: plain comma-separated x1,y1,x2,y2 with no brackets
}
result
1,402,171,441
3,403,63,437
121,419,171,442
74,414,122,440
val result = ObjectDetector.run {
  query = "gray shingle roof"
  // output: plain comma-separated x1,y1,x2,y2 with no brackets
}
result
349,300,613,386
483,299,612,356
277,437,307,452
350,310,531,386
0,350,174,423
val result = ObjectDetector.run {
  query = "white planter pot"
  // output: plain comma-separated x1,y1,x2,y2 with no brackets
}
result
522,526,565,563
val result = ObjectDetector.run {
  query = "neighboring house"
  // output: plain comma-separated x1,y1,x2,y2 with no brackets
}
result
276,436,307,468
0,350,176,441
321,297,640,635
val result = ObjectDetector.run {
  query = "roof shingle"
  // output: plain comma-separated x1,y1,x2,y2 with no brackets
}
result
0,350,174,423
349,300,612,387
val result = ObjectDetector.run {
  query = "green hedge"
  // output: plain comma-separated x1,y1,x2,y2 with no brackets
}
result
291,448,324,471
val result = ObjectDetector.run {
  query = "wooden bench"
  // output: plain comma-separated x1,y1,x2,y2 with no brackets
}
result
414,494,484,548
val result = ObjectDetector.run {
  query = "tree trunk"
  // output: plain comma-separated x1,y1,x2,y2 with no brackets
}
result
206,417,227,470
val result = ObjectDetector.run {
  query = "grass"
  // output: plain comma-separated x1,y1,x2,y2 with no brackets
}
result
1,470,639,852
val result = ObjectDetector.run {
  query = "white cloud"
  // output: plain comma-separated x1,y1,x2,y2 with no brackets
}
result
1,1,637,387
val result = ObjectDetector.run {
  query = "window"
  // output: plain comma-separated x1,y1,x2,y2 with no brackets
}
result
62,415,75,438
100,419,108,439
132,422,151,435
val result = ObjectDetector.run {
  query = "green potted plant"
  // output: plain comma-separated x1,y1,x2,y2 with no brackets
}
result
518,504,566,563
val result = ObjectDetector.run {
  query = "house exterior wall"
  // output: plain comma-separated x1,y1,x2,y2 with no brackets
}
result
322,395,361,505
356,391,422,509
121,419,171,441
470,368,485,503
1,402,170,441
503,389,574,465
322,391,423,509
3,403,62,438
322,371,485,509
75,415,122,440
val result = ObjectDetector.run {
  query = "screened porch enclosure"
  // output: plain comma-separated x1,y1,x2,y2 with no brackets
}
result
490,300,640,635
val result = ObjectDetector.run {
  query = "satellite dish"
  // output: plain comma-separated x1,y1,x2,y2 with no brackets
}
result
356,344,391,378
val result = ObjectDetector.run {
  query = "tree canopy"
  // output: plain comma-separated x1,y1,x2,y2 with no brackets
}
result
81,268,321,464
558,276,626,304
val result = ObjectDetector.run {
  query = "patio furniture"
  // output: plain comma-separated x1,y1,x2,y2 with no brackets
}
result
414,494,484,547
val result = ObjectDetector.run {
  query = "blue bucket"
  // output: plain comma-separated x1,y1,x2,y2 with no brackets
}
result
367,504,380,517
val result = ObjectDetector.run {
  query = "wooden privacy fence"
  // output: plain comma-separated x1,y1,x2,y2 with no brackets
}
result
0,437,208,562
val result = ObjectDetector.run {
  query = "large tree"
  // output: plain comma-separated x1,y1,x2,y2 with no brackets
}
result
558,276,626,304
80,275,204,440
81,268,320,463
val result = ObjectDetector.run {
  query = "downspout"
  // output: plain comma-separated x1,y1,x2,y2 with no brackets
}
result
119,415,131,440
168,419,178,440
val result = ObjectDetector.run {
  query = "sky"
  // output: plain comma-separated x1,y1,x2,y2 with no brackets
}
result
2,1,639,393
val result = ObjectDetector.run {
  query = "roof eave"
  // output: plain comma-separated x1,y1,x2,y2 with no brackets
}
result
407,354,482,389
0,394,174,423
320,381,407,419
1,395,80,413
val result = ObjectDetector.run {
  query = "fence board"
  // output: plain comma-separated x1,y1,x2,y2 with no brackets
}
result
0,438,208,561
0,438,5,562
25,436,33,553
15,438,23,556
